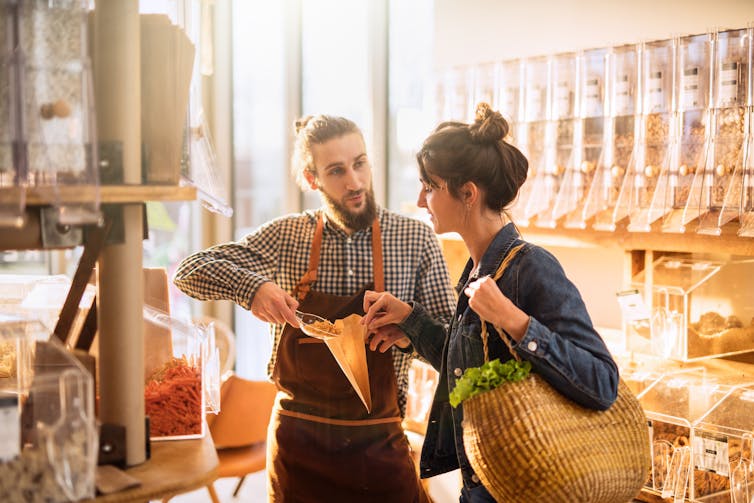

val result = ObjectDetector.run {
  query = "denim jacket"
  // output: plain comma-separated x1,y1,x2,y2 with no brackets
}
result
399,223,619,491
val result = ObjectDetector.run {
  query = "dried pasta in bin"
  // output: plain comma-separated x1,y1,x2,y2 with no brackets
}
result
143,306,218,440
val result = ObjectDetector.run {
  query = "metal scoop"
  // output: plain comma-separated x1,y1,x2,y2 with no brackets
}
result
295,310,340,339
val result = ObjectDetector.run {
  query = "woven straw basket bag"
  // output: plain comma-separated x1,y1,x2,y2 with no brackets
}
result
461,245,651,503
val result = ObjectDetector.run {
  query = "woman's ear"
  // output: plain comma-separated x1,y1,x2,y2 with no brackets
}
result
461,181,479,206
304,170,318,190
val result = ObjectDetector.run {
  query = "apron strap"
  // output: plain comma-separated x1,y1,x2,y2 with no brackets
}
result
294,213,384,300
372,218,384,293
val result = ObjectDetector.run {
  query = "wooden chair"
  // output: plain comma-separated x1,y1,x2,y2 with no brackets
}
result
204,374,277,502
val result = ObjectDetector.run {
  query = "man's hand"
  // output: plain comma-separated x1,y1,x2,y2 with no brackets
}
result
251,281,299,327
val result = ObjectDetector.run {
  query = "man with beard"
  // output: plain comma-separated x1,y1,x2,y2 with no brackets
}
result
173,114,455,502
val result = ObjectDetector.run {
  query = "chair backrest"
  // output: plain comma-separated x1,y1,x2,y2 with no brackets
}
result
207,374,277,449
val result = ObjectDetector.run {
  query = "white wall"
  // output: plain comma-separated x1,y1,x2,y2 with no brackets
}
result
435,0,754,67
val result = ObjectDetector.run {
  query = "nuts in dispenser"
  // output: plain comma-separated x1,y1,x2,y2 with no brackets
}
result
629,257,754,361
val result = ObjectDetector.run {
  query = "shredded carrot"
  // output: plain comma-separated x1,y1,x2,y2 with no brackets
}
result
145,356,202,437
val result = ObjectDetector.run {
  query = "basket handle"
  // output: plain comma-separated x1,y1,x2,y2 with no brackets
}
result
480,244,525,363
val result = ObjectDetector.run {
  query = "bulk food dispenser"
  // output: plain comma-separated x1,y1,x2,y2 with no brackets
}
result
587,43,640,231
619,38,676,232
530,52,579,228
557,47,607,228
143,306,220,441
0,315,97,502
637,368,751,502
497,58,525,146
692,28,751,235
660,32,713,234
471,62,499,113
627,256,754,361
13,0,100,225
739,118,754,237
692,384,754,502
510,55,549,227
433,66,473,123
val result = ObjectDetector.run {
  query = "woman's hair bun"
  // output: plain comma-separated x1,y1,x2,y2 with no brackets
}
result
470,102,509,144
294,115,314,135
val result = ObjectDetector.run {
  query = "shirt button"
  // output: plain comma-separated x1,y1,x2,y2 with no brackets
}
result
346,237,352,244
471,474,480,483
347,269,354,276
527,340,538,352
454,368,463,377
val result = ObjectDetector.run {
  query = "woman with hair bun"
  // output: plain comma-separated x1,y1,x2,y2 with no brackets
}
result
362,102,619,502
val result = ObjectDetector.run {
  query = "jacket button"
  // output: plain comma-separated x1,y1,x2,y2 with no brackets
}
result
454,368,463,377
527,340,538,352
471,474,480,483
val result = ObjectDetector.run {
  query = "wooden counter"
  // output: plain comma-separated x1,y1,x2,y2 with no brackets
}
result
85,435,218,502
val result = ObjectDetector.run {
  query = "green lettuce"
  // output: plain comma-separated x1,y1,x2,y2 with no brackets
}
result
449,358,532,408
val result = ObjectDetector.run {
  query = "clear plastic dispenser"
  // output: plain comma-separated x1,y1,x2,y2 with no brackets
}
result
433,66,473,123
587,43,640,231
693,385,754,502
692,28,750,235
629,256,754,361
531,52,578,228
0,2,26,227
738,111,754,237
510,56,549,227
558,48,607,228
661,32,714,234
143,306,219,441
497,58,525,146
0,315,97,502
17,0,100,225
619,38,676,232
471,62,499,111
638,368,748,501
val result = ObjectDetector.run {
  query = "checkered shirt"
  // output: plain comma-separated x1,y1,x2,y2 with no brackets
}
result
173,206,456,415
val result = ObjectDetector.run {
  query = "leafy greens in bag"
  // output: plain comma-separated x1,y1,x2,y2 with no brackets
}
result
449,358,532,407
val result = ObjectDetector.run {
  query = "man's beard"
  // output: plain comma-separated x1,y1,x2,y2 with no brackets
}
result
321,188,377,232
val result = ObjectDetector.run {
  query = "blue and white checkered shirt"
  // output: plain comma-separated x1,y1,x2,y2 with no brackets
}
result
174,206,456,415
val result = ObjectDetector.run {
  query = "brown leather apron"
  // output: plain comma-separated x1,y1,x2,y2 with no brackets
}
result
268,215,427,503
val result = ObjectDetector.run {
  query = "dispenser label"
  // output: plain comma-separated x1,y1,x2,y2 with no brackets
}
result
719,61,739,106
615,74,632,115
693,432,729,477
682,67,701,109
648,71,665,112
616,289,651,322
585,78,602,117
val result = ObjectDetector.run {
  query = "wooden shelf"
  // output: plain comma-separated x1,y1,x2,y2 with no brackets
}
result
1,184,197,206
84,435,218,502
438,216,754,256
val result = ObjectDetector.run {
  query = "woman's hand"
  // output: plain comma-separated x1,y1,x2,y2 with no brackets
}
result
362,290,412,352
362,290,412,328
366,324,411,352
464,276,529,341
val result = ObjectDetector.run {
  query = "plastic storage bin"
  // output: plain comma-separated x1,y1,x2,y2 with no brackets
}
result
0,315,97,502
143,306,219,440
628,256,754,361
638,369,750,501
693,384,754,502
